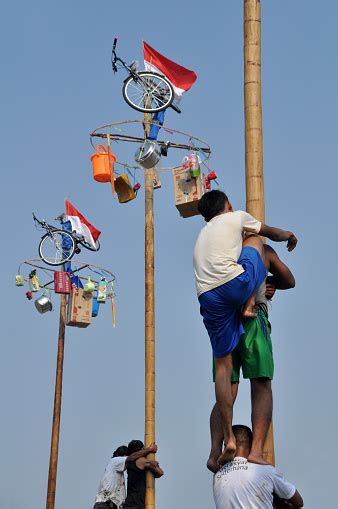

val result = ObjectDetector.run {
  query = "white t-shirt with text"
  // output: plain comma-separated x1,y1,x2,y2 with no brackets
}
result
193,211,261,296
213,457,296,509
95,456,127,507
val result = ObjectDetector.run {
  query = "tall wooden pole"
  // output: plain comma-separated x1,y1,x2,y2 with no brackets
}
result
144,167,156,508
46,292,66,509
143,114,156,508
244,0,275,465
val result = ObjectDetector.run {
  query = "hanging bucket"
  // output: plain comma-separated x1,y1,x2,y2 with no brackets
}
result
91,144,116,183
115,174,136,203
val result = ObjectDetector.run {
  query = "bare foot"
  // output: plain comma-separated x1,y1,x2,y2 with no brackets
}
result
207,456,220,473
247,452,270,465
242,305,258,319
217,440,236,466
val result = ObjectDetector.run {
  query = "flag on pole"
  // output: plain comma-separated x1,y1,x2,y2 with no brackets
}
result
143,41,197,101
65,200,101,249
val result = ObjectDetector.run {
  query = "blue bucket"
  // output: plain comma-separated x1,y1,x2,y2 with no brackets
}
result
92,296,100,318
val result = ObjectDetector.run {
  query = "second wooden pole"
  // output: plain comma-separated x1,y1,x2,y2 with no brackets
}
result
244,0,275,465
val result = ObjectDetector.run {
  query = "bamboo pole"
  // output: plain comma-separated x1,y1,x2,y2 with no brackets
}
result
144,167,156,509
244,0,275,465
45,292,67,509
143,114,156,508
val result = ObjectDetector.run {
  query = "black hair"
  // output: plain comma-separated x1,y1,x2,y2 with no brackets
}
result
197,190,229,222
232,425,253,447
127,440,144,455
113,445,128,457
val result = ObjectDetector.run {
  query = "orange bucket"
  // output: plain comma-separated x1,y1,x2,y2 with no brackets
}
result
91,144,116,183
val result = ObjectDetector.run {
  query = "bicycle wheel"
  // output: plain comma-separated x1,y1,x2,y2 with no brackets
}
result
123,72,174,113
78,238,100,252
38,230,75,266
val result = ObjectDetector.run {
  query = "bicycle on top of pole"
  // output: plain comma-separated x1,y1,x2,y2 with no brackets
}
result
111,38,181,115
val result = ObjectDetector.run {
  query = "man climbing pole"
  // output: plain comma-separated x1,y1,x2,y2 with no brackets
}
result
194,190,297,466
207,244,296,472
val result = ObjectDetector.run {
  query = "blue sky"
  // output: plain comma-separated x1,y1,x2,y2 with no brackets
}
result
1,1,337,508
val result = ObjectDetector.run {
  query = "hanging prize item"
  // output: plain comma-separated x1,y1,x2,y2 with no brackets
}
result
35,290,53,314
84,276,95,294
26,291,33,300
182,153,201,179
152,169,161,190
110,281,116,327
205,170,218,190
133,182,141,193
92,295,100,318
15,274,24,286
172,166,206,218
54,271,71,294
134,141,161,169
91,144,116,183
67,288,93,328
114,174,136,203
97,277,107,303
29,270,40,292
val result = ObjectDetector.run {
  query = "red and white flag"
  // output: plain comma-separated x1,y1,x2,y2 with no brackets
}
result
143,41,197,101
65,200,101,249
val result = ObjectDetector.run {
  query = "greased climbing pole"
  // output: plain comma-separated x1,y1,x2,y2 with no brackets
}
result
244,0,275,464
143,115,156,509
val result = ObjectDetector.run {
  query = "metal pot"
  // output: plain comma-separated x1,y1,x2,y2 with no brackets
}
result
134,141,161,169
35,294,53,314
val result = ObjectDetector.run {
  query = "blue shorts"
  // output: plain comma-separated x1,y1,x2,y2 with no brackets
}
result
198,246,266,358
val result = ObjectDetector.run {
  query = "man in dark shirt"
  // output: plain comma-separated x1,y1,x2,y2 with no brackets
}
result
124,440,164,509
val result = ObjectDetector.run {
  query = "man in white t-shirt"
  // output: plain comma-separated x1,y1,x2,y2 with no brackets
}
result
94,442,157,509
213,425,303,509
194,190,297,465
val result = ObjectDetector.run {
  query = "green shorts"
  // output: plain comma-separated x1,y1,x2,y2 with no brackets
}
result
213,308,274,382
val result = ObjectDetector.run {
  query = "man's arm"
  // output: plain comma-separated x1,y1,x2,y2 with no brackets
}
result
135,457,164,478
274,490,303,508
144,460,164,478
126,443,157,464
265,245,296,290
259,224,298,252
287,490,304,507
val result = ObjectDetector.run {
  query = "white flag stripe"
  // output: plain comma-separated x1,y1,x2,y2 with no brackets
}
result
67,215,96,248
144,61,185,101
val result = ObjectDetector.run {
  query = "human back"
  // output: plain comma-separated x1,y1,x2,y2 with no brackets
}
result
193,206,261,296
213,458,295,509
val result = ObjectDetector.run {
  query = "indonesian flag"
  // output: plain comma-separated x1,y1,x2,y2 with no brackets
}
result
143,41,197,101
65,200,101,249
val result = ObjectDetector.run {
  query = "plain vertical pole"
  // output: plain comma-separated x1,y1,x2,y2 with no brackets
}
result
144,166,156,509
244,0,275,465
46,292,67,509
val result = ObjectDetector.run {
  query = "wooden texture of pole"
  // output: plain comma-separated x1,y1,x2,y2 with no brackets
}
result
46,292,67,509
244,0,275,465
144,165,156,509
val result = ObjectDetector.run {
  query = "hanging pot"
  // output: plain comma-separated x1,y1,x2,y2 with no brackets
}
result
35,292,53,314
134,141,161,169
